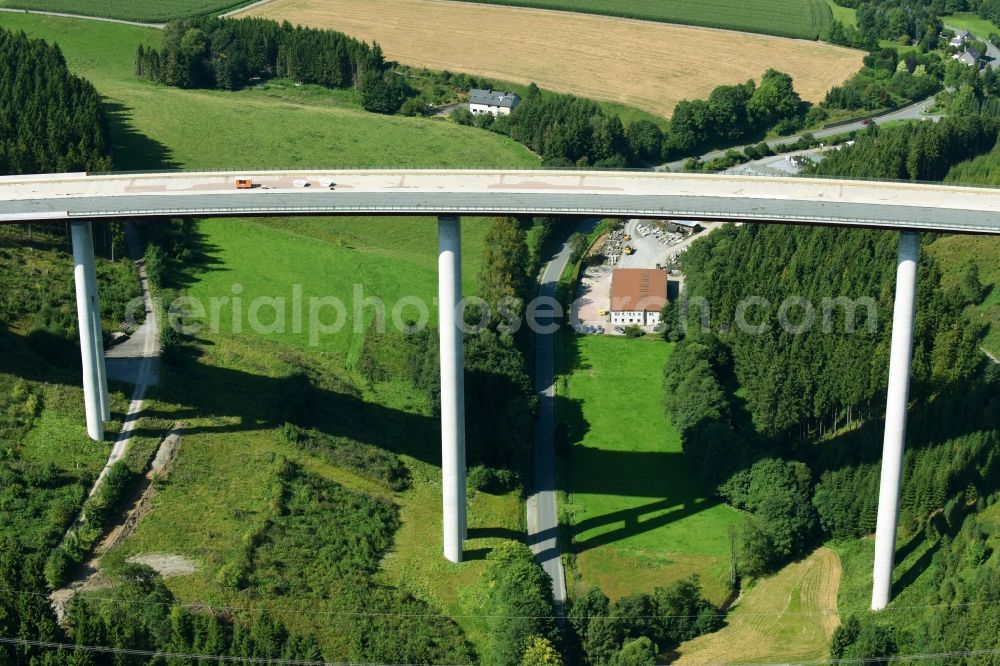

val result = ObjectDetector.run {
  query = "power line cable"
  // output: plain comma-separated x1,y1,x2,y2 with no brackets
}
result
735,647,1000,665
0,636,471,666
3,636,999,666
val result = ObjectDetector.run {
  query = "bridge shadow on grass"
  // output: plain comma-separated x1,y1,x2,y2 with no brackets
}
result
893,537,941,595
808,371,1000,479
104,101,180,172
128,221,229,291
551,389,725,554
131,342,441,464
562,443,725,554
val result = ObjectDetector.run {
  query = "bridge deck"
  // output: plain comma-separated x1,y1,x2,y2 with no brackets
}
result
1,169,998,234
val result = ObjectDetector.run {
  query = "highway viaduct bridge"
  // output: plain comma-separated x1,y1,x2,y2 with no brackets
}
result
2,168,1000,612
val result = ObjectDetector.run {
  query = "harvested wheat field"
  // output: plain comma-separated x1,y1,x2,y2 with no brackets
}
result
237,0,864,118
674,547,842,665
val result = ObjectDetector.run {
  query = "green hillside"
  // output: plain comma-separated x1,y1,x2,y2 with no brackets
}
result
0,12,537,662
0,13,538,171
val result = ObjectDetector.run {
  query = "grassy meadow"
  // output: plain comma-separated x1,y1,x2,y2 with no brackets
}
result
558,335,742,605
183,216,491,366
943,12,1000,39
0,12,538,171
825,0,857,28
674,547,842,665
110,331,525,654
0,10,538,656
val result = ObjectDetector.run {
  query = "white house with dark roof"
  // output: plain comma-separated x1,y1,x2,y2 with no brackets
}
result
950,29,972,48
469,88,520,116
954,47,982,67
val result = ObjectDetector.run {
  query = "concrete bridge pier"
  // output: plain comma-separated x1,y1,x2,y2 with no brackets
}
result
70,220,109,441
438,215,467,563
871,231,920,611
90,264,111,423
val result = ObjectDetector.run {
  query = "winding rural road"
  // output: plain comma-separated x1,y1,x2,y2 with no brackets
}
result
528,221,595,609
661,96,940,172
0,7,163,27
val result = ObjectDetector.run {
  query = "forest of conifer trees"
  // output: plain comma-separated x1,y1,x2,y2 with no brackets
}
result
664,103,1000,658
133,17,411,114
0,28,111,175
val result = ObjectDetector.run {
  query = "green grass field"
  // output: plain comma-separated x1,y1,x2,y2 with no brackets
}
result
0,0,253,22
0,13,538,171
446,0,832,40
184,216,490,366
943,12,1000,39
558,335,741,605
674,547,841,665
111,331,525,655
0,11,536,656
825,0,856,28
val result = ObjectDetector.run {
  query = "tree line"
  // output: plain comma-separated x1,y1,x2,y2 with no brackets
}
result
134,17,410,114
808,113,1000,179
661,112,1000,573
664,212,989,571
663,69,814,158
0,27,111,175
475,69,810,168
470,538,723,666
564,577,721,665
823,47,942,111
826,0,942,49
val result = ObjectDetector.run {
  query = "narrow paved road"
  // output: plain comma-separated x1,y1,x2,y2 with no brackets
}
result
0,1,265,27
528,219,596,610
88,226,160,497
0,7,163,27
661,96,940,171
221,0,275,18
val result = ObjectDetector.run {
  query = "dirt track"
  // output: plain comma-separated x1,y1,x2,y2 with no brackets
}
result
237,0,863,118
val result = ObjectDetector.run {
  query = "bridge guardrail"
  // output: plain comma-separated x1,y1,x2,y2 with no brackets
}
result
75,166,1000,192
66,206,995,234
